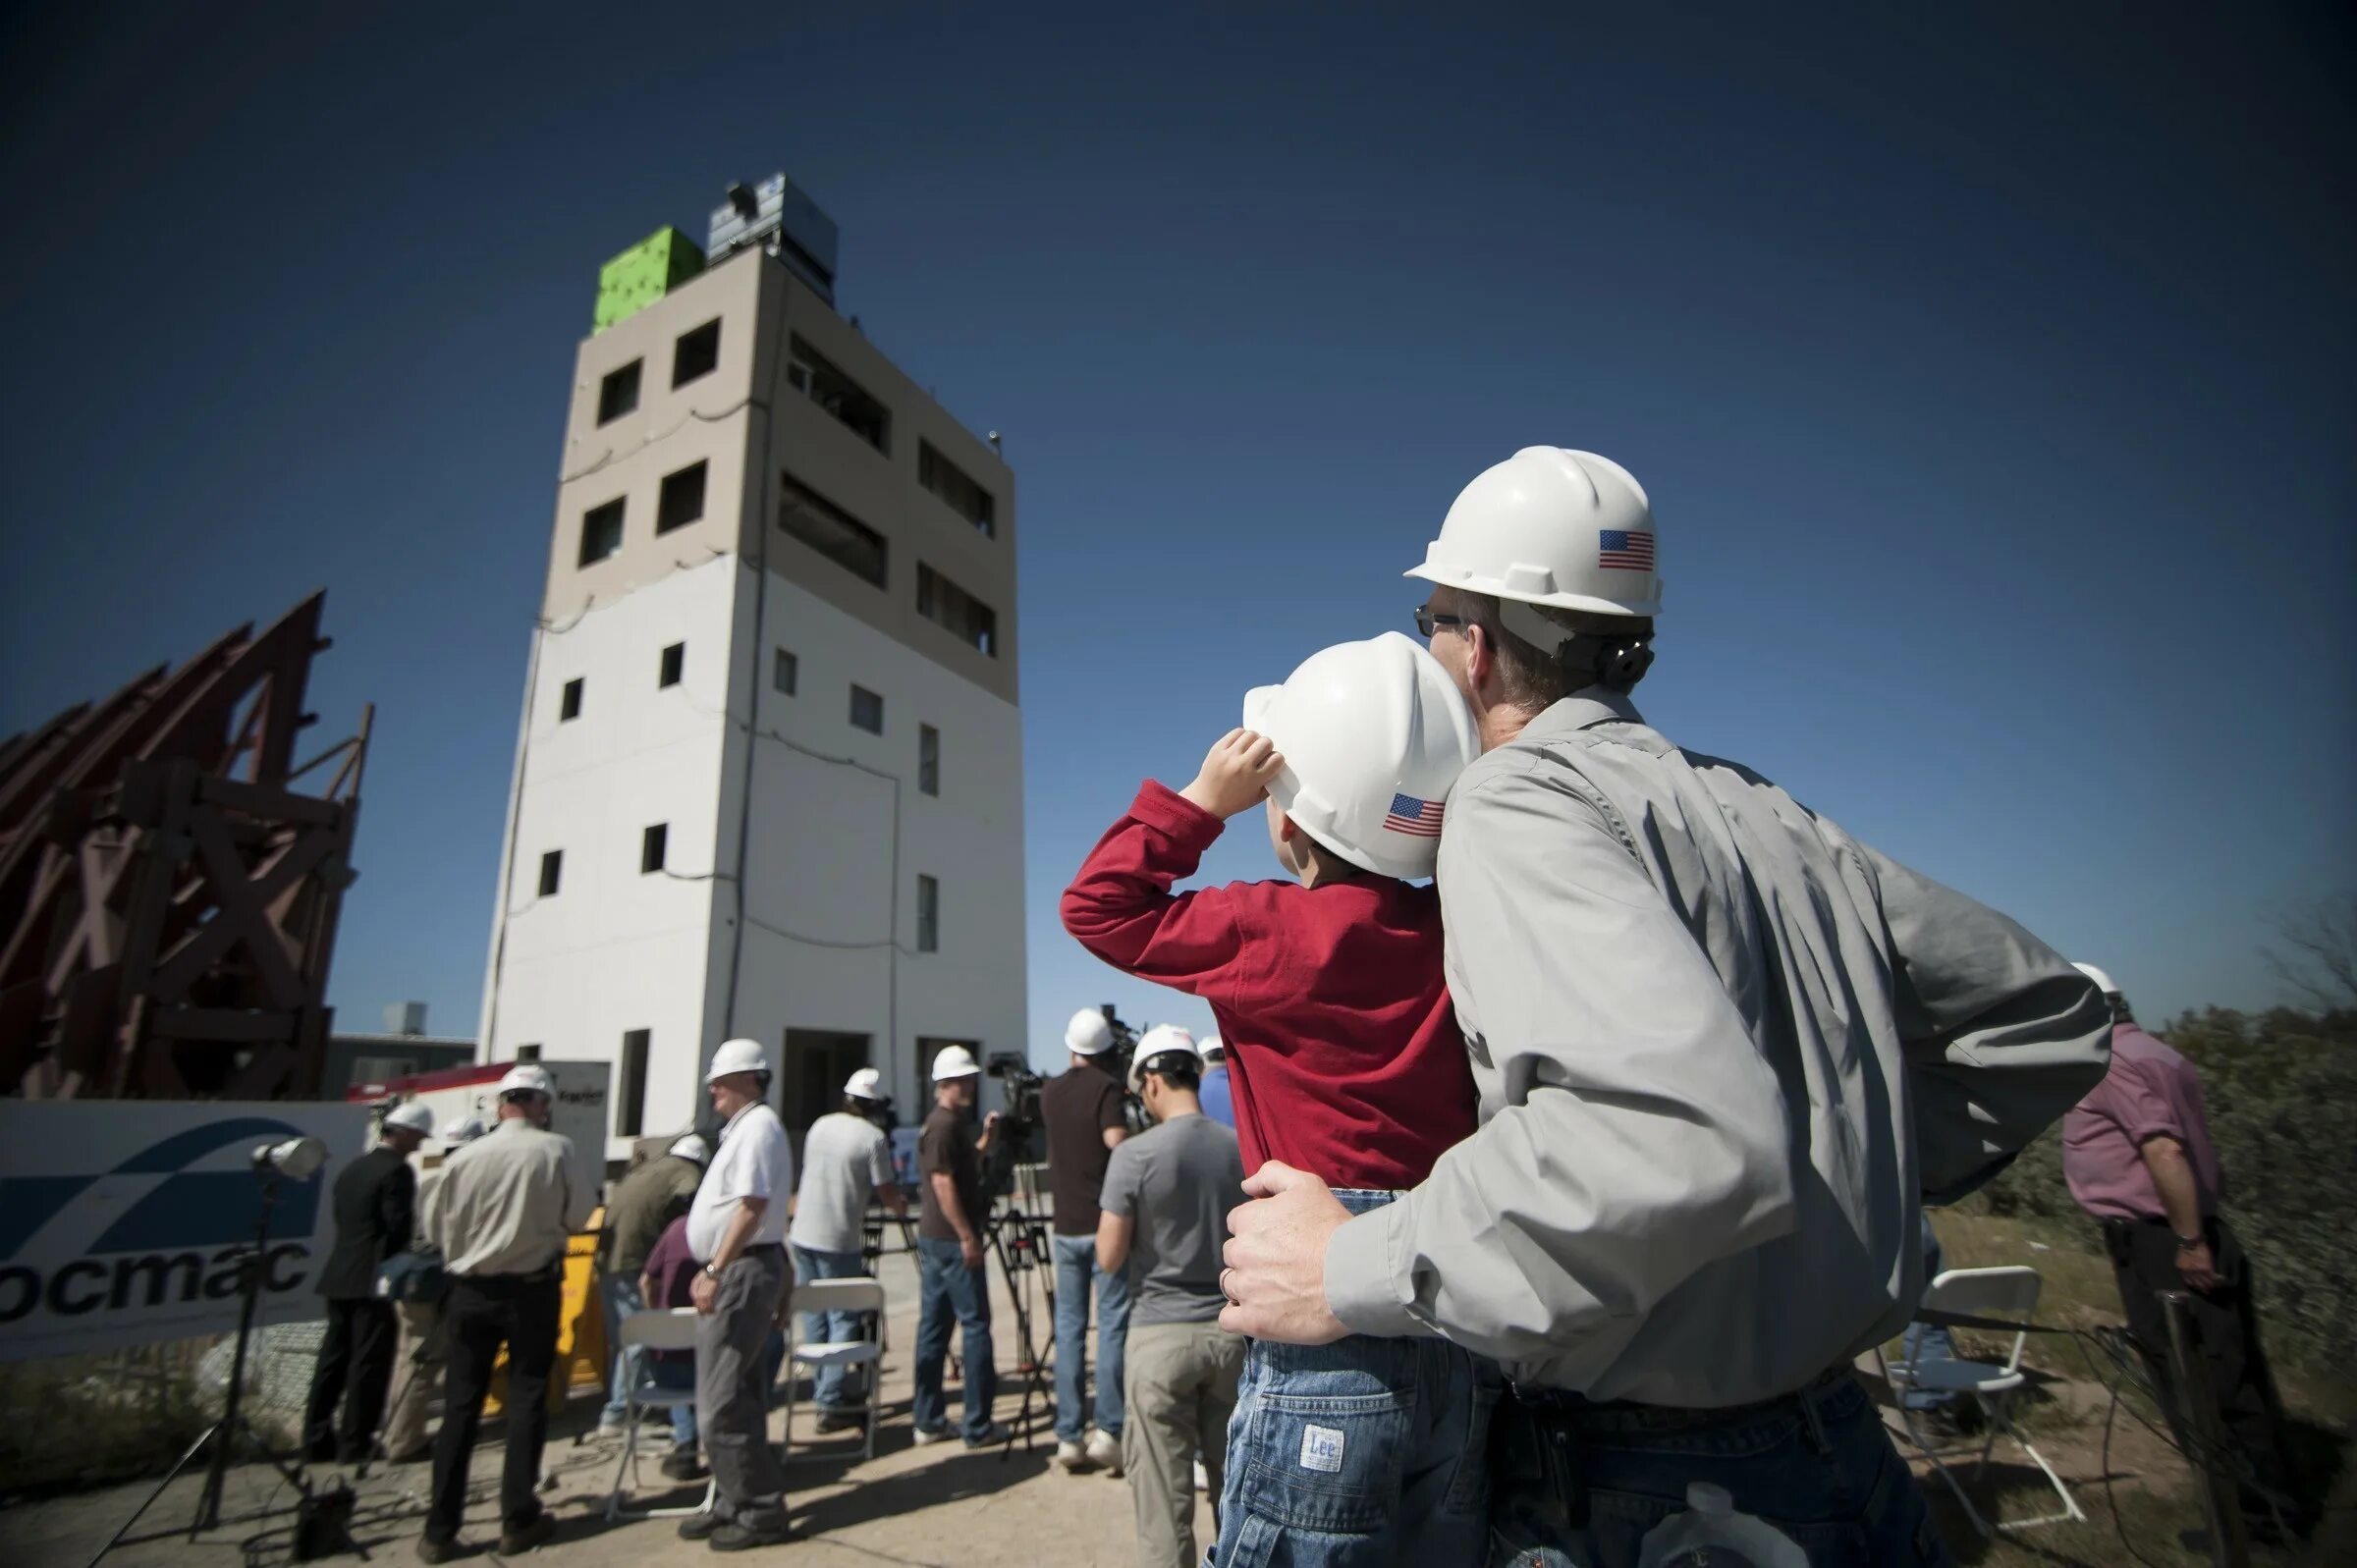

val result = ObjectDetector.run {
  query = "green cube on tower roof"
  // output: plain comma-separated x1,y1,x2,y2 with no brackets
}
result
594,227,707,333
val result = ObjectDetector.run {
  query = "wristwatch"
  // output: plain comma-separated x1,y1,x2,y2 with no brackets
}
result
2172,1232,2204,1250
702,1262,722,1279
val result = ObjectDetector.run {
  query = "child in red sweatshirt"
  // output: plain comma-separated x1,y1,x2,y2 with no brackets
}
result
1061,631,1497,1568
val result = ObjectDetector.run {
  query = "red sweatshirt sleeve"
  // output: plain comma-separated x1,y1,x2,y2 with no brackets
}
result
1061,781,1268,1005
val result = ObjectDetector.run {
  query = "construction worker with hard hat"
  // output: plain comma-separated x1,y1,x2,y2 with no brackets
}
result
303,1100,431,1469
419,1063,585,1561
1042,1005,1134,1474
379,1110,479,1466
910,1043,1012,1448
1213,447,2114,1567
675,1038,796,1549
788,1066,906,1433
1063,629,1494,1565
596,1130,711,1477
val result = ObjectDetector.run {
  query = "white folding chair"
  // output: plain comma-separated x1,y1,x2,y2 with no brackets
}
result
780,1276,886,1463
1879,1265,2084,1536
603,1308,717,1523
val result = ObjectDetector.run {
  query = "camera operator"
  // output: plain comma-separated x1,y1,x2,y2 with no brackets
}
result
789,1067,906,1432
1042,1006,1133,1474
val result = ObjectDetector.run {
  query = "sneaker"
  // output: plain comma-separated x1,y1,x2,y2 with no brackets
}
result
1193,1458,1209,1492
498,1513,557,1555
1055,1439,1090,1472
815,1407,867,1433
677,1511,722,1541
415,1540,458,1565
595,1416,629,1439
708,1521,795,1551
963,1422,1013,1450
910,1425,953,1446
1084,1429,1123,1476
661,1449,706,1482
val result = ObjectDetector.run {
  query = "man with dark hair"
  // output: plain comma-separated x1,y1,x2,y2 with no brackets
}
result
305,1102,428,1465
1097,1027,1244,1568
1219,448,2111,1566
420,1066,583,1562
789,1066,905,1433
2064,962,2302,1538
1042,1006,1131,1473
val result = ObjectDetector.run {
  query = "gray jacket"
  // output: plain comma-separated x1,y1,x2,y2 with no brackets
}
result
1323,691,2110,1406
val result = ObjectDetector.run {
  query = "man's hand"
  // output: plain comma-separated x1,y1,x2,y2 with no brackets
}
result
960,1233,984,1271
1218,1161,1349,1345
2176,1240,2222,1293
1180,730,1285,821
690,1267,718,1316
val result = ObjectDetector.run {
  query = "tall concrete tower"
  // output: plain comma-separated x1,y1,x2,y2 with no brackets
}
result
478,175,1024,1162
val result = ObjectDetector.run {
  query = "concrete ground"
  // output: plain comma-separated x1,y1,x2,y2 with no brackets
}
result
5,1245,1209,1568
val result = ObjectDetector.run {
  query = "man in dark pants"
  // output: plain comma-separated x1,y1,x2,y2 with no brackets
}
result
416,1065,583,1563
304,1102,430,1464
910,1044,1009,1447
2063,962,2304,1539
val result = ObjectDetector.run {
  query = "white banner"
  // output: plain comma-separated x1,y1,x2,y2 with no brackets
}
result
0,1100,371,1364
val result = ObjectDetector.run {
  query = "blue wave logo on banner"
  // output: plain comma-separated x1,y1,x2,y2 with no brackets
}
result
0,1117,326,1261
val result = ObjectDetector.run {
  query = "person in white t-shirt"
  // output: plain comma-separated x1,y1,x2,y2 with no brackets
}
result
788,1067,906,1431
677,1039,795,1550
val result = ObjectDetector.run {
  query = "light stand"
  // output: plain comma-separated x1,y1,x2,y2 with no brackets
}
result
88,1139,348,1568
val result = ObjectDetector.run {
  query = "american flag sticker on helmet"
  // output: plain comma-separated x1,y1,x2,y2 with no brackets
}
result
1383,793,1443,837
1598,528,1655,570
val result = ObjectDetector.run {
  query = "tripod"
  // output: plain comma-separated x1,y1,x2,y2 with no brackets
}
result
89,1167,356,1567
982,1166,1058,1459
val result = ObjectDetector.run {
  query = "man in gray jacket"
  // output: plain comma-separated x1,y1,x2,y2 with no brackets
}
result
1218,447,2111,1566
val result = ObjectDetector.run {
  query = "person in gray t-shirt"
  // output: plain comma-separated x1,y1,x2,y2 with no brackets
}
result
1095,1029,1245,1568
787,1069,906,1422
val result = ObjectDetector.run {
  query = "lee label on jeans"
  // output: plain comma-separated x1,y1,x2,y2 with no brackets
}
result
1298,1424,1345,1473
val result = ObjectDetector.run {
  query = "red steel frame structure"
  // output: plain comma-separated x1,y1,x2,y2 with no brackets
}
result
0,592,369,1100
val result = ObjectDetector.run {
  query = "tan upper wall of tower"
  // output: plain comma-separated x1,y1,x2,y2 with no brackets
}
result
544,248,1018,704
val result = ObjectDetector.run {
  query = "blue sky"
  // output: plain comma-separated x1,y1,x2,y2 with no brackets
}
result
2,3,2350,1066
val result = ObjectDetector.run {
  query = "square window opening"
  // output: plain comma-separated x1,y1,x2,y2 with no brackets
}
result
597,359,642,424
673,319,721,388
656,460,708,535
774,648,798,695
850,684,884,735
578,498,626,567
516,1043,542,1062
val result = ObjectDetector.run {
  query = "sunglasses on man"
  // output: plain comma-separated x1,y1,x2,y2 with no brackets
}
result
1413,605,1467,639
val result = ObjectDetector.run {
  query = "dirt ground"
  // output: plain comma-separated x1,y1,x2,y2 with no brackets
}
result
6,1238,2346,1568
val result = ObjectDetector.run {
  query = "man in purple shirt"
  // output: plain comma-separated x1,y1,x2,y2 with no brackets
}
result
2061,962,2301,1538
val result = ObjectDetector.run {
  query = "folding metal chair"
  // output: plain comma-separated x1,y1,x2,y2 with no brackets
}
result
1879,1265,2084,1536
602,1308,716,1523
780,1276,886,1463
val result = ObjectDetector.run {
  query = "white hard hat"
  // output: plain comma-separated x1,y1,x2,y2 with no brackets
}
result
1406,447,1660,619
2073,962,2121,997
445,1116,488,1146
706,1038,772,1083
1198,1034,1226,1062
843,1067,886,1101
931,1044,981,1081
1242,632,1479,881
669,1133,712,1165
498,1063,554,1098
1066,1007,1115,1056
1126,1025,1200,1096
383,1102,435,1138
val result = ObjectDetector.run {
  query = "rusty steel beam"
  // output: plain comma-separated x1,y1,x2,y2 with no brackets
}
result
0,592,365,1101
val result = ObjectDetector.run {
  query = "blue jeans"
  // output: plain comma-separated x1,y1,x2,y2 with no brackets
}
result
1052,1231,1131,1442
1488,1370,1954,1567
1898,1213,1959,1414
912,1235,996,1440
792,1244,871,1410
601,1273,696,1447
1213,1190,1503,1567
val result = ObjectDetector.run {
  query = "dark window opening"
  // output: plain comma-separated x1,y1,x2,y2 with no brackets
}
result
517,1044,542,1062
850,684,884,735
618,1030,650,1137
774,648,798,695
918,441,996,537
919,725,940,796
656,460,708,534
641,823,669,874
537,849,563,897
916,875,940,953
597,360,641,424
673,319,721,388
778,473,887,588
916,564,999,657
578,499,625,567
785,335,890,452
560,678,583,721
659,642,685,687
